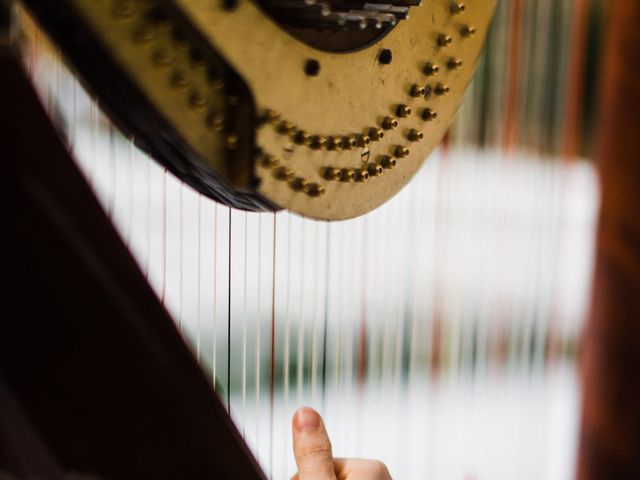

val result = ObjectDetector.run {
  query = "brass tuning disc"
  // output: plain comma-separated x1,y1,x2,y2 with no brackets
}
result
21,0,496,220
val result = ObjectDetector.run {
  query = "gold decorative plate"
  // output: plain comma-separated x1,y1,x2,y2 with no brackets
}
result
20,0,496,220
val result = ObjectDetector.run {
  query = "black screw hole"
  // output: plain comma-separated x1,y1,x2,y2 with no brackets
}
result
378,49,393,65
223,0,238,11
305,59,321,76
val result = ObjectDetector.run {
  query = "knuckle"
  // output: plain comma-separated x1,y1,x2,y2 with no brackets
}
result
297,444,332,463
368,460,391,479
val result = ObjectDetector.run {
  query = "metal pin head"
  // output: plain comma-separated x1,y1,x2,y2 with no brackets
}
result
324,167,342,181
339,169,356,182
411,84,426,97
225,134,239,150
461,24,476,37
328,137,344,150
311,136,327,150
274,166,294,181
189,92,207,110
152,48,174,66
207,112,225,131
408,129,424,142
357,135,371,147
423,63,440,76
294,130,311,145
394,146,410,158
421,108,438,121
367,163,384,177
438,34,453,47
369,128,385,141
380,156,397,169
263,109,281,124
343,136,358,150
171,71,190,90
435,84,450,96
278,120,296,135
132,24,155,43
354,169,370,182
290,177,308,192
305,183,326,197
447,58,463,70
382,117,398,130
396,105,412,118
450,2,466,14
260,154,278,168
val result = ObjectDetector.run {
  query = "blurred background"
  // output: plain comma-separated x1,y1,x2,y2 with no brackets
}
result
19,0,607,478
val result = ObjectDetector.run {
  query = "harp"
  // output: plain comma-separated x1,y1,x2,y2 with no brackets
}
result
3,0,638,479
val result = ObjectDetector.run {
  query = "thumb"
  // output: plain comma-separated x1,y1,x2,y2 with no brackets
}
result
292,407,337,480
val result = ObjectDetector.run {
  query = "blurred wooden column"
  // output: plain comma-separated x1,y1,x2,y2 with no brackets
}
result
563,0,591,159
577,1,640,479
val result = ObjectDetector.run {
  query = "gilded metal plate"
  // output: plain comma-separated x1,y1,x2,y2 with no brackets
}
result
21,0,496,220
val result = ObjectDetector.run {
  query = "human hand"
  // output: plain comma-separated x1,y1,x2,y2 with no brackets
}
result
291,407,392,480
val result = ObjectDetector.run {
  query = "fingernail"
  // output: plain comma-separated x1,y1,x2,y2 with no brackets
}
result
294,407,321,433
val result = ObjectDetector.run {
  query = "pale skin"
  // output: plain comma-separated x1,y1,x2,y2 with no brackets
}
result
291,407,392,480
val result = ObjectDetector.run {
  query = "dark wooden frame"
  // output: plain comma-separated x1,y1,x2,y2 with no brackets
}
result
577,2,640,478
0,43,265,480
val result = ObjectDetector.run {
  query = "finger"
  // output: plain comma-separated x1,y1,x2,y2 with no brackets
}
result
292,407,337,480
333,458,392,480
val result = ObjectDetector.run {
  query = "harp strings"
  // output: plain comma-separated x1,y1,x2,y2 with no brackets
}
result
16,0,605,477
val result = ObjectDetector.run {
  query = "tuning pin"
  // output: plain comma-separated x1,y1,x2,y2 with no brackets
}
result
343,136,358,150
132,24,155,43
294,130,311,145
339,168,356,182
305,183,326,197
225,134,240,150
274,166,294,181
278,120,296,135
411,84,426,97
260,154,278,168
367,163,384,177
189,92,207,110
327,136,344,150
408,130,423,142
369,128,385,141
435,84,450,96
394,146,410,158
382,117,398,130
357,134,371,147
380,156,397,169
438,34,453,47
263,109,281,124
447,58,463,70
450,2,466,14
422,108,438,121
423,63,440,76
354,169,370,182
171,71,190,90
461,24,476,37
310,136,327,150
324,167,341,181
396,105,412,118
290,177,308,192
152,48,174,67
